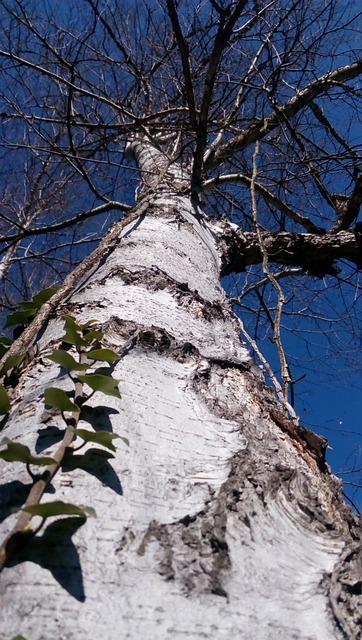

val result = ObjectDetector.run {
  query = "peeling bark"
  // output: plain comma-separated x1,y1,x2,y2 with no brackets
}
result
0,143,361,640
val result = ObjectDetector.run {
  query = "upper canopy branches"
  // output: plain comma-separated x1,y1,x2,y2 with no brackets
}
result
0,0,361,301
203,59,362,171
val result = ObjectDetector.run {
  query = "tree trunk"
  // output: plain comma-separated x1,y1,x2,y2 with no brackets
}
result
0,141,360,640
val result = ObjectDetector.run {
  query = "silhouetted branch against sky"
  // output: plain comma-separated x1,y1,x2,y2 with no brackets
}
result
0,0,361,503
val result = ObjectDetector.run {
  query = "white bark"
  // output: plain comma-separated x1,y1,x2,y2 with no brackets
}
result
0,144,360,640
0,244,17,283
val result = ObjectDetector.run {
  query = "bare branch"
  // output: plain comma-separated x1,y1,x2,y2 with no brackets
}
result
331,175,362,232
191,0,248,193
0,47,137,122
165,0,197,127
0,201,131,246
202,173,326,234
250,142,291,400
217,223,362,276
205,59,362,170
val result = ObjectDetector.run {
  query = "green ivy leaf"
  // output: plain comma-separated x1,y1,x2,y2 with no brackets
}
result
44,387,80,412
81,319,99,329
31,286,61,307
70,428,121,452
5,309,36,328
0,438,55,465
63,315,82,331
21,500,96,519
63,315,98,331
0,351,26,377
83,330,104,342
60,316,103,345
77,374,121,398
20,301,40,311
86,348,119,363
4,287,61,331
62,328,89,347
47,350,89,371
61,316,89,347
0,336,14,359
0,384,10,414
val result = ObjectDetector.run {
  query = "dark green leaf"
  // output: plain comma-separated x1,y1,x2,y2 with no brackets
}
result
86,348,119,363
62,316,88,345
61,316,103,345
21,500,96,519
31,286,61,307
0,339,13,363
0,438,55,465
4,288,61,330
0,384,10,414
63,315,98,330
5,309,36,328
20,301,40,310
62,328,88,347
11,635,28,640
0,351,25,376
47,350,89,371
77,374,121,398
83,330,104,342
0,345,7,359
71,428,121,452
44,387,80,412
81,319,98,329
63,315,82,332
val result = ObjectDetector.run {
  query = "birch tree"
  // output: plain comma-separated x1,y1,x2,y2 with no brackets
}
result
0,1,361,638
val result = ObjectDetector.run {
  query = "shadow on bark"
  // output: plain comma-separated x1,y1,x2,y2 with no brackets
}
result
0,480,59,525
0,414,9,432
35,405,123,495
61,448,123,495
0,481,32,524
35,425,65,453
78,405,120,431
4,517,86,601
35,406,120,455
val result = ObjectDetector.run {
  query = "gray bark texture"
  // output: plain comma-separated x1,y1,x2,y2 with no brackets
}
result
0,142,361,640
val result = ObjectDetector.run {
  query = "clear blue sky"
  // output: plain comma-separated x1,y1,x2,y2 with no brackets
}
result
241,306,362,513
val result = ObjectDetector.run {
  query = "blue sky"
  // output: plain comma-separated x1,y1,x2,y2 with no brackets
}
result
294,354,362,511
238,298,362,512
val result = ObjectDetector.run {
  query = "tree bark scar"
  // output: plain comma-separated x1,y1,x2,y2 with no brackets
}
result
270,408,328,471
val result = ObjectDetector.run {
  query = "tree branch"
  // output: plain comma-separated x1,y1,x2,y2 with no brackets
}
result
330,175,362,233
250,142,291,401
0,201,131,246
165,0,197,127
191,0,248,194
202,173,326,234
216,223,362,276
0,48,136,122
205,59,362,170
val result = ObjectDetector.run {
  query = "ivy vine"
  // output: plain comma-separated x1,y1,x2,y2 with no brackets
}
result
0,294,127,573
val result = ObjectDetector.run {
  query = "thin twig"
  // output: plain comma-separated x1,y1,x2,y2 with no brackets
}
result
250,142,296,415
